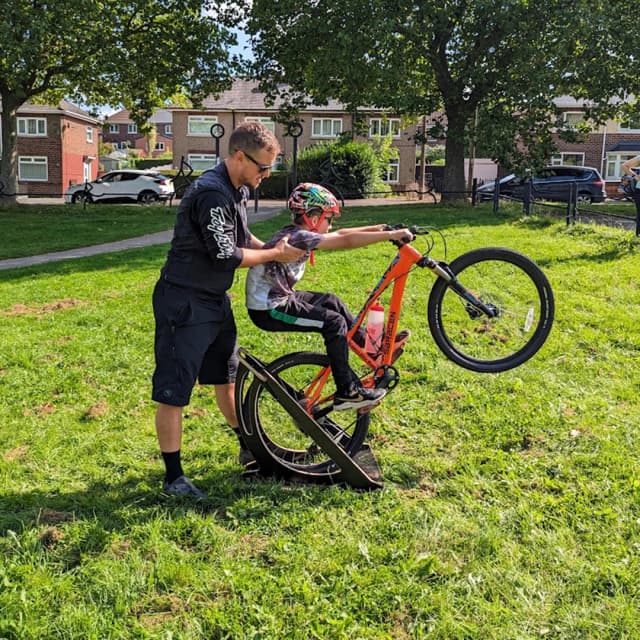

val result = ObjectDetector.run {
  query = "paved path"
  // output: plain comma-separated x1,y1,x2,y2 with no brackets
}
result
0,202,287,271
0,197,426,271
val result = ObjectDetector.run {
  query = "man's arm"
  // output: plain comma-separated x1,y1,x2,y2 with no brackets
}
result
248,233,265,249
622,156,640,176
194,191,304,269
239,236,305,267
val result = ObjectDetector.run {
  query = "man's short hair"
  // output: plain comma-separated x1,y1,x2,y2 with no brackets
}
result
229,121,280,156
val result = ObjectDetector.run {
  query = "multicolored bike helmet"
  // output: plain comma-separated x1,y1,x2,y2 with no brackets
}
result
288,182,341,228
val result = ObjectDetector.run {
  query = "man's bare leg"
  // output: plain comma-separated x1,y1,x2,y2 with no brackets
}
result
155,403,205,497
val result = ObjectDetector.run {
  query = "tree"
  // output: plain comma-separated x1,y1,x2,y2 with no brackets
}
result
247,0,617,201
0,0,240,204
146,125,158,158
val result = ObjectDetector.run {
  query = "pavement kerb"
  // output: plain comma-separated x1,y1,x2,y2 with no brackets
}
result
0,197,427,271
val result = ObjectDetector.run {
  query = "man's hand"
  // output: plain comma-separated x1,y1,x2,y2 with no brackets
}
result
272,235,306,263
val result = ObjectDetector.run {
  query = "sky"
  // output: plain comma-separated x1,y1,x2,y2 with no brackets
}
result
94,26,252,117
230,27,253,59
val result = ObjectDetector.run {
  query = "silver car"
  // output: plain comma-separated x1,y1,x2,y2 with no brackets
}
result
65,170,174,204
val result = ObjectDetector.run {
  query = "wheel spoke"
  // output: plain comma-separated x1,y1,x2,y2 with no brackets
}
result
428,248,554,372
243,352,371,477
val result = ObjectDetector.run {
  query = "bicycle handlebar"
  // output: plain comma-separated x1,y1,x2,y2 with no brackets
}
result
383,224,430,247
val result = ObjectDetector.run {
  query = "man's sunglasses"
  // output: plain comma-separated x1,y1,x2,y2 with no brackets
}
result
243,150,272,174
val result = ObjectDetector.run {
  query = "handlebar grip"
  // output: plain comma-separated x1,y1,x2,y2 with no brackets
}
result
383,223,408,231
383,224,417,246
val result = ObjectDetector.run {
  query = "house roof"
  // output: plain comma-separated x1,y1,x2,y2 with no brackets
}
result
170,78,349,113
105,108,173,124
14,100,99,124
608,141,640,152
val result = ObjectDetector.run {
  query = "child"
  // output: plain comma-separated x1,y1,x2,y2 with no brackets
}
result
245,182,411,411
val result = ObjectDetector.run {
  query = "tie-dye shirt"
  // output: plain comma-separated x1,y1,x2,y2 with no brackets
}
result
245,224,322,310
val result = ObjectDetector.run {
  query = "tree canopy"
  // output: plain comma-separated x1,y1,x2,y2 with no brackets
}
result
248,0,631,200
0,0,241,202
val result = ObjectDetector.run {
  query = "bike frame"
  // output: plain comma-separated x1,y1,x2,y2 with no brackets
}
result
296,231,496,411
348,241,423,368
300,239,428,409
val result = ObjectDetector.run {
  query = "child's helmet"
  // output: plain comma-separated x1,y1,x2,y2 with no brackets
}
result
288,183,341,219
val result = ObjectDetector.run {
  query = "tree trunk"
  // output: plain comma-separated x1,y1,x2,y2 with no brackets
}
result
442,106,468,203
0,93,21,207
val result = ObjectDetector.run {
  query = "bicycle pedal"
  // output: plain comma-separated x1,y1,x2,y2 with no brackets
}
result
357,399,383,415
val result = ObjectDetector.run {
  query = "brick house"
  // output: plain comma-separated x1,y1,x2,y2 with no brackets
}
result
103,108,173,157
553,96,640,197
170,79,423,193
8,101,100,197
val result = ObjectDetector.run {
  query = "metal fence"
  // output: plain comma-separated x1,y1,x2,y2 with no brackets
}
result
472,179,640,235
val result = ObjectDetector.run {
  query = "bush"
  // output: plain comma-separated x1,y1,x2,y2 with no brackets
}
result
255,171,290,199
133,157,174,170
291,140,390,199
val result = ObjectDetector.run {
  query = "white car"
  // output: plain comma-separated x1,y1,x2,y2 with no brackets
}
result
65,170,175,205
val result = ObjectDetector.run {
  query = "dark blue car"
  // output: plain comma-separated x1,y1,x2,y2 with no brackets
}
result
477,165,606,204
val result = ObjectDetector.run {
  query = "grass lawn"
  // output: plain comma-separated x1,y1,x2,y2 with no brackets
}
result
0,202,639,638
0,203,177,259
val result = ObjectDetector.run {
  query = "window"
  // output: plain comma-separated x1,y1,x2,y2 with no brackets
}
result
606,153,639,180
245,117,276,133
118,141,130,149
18,156,48,181
550,152,584,166
188,115,218,136
155,142,165,151
311,118,343,138
563,112,585,127
165,124,172,134
86,127,93,143
382,159,400,184
17,117,46,136
618,114,640,131
187,153,217,170
369,118,401,138
420,120,440,142
108,124,119,134
127,123,138,134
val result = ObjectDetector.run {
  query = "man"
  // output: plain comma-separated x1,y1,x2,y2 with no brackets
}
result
152,122,304,498
621,155,640,223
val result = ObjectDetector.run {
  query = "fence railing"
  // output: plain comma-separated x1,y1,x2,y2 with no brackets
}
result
472,178,640,235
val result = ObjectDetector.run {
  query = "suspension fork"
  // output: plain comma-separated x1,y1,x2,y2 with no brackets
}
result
420,255,499,318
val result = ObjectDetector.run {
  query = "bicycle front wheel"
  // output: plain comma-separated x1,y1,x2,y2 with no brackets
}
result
243,351,371,480
427,247,554,373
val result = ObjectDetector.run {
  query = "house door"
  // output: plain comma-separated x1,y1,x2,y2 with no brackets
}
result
83,160,91,182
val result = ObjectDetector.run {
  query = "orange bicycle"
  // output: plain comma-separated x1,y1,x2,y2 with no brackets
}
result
236,226,554,485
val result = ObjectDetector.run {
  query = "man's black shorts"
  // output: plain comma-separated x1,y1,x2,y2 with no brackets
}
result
152,280,238,407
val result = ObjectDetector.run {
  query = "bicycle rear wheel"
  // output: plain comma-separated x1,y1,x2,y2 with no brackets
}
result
242,351,371,480
427,247,554,372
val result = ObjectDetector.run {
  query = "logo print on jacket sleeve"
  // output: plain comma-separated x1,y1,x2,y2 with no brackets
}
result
207,207,234,259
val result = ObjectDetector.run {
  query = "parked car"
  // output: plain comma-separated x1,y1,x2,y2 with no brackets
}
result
65,170,174,204
477,166,606,204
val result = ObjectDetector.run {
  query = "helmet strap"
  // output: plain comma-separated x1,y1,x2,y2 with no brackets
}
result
301,211,326,267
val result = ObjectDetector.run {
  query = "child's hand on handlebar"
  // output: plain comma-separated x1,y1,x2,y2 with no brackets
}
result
387,226,414,244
